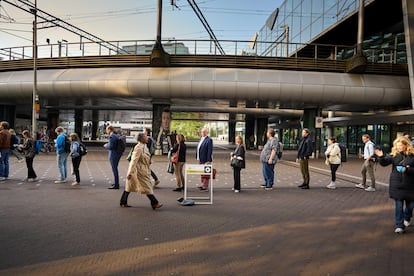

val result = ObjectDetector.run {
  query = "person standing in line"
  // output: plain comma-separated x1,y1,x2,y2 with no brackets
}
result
325,136,341,189
231,135,246,193
105,125,122,190
297,128,313,189
144,128,160,187
260,129,279,191
54,127,69,184
375,136,414,234
9,129,24,163
196,128,213,191
0,121,11,181
171,134,187,192
355,134,376,192
69,133,82,187
19,130,37,182
120,133,163,210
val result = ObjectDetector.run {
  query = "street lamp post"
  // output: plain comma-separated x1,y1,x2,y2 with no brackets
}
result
31,0,38,137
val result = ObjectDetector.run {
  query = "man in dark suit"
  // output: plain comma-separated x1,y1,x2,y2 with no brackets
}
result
196,128,213,191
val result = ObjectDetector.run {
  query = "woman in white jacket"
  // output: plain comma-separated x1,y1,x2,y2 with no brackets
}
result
325,136,341,189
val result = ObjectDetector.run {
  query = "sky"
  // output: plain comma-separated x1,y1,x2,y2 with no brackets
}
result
0,0,284,49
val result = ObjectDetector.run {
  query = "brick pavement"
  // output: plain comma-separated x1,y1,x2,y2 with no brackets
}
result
0,147,413,276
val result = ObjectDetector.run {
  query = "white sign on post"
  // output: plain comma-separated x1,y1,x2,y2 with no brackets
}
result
184,164,213,205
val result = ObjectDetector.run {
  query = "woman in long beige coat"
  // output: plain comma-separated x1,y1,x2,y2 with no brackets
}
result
120,133,163,210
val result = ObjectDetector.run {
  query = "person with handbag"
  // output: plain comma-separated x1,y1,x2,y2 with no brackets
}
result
230,135,246,193
19,130,37,182
120,133,163,210
170,134,187,192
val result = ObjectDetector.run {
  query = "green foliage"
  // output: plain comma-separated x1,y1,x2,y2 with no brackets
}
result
170,120,205,140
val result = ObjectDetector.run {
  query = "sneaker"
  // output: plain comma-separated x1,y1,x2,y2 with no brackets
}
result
234,189,240,193
326,182,336,189
28,178,38,182
71,181,80,187
404,220,411,227
395,227,405,234
355,183,366,189
265,187,273,191
365,186,376,192
54,179,66,184
0,177,6,181
260,184,266,188
154,180,160,186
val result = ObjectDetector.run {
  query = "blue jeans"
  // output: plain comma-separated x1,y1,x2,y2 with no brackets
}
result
109,151,122,187
57,152,69,180
394,199,414,229
262,162,275,187
0,149,10,177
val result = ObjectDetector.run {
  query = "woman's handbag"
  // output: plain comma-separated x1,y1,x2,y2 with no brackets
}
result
171,143,180,164
230,157,243,168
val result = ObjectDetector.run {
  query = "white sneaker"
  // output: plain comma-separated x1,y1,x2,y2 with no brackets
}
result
326,182,336,189
234,189,240,193
395,227,405,234
404,220,411,227
365,186,376,192
355,183,365,189
71,181,80,187
54,179,66,184
28,178,38,182
0,177,6,181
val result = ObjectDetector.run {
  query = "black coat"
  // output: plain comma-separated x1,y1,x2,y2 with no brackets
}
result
379,153,414,200
231,144,246,169
171,141,186,162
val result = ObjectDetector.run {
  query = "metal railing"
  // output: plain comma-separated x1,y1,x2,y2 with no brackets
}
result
0,38,407,63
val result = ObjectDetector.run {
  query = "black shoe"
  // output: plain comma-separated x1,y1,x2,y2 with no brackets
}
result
300,184,309,189
298,183,306,188
172,188,183,192
108,186,119,190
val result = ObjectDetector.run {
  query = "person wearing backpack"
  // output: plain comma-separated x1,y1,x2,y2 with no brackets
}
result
19,130,37,182
325,136,341,189
104,125,122,189
54,126,69,184
69,133,82,187
144,128,160,187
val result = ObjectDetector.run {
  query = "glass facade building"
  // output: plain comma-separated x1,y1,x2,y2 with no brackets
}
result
253,0,406,64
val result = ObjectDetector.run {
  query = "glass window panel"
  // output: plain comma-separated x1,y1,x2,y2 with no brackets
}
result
290,5,301,42
301,26,311,44
324,0,337,12
311,16,323,38
311,0,323,22
301,0,312,30
323,6,337,30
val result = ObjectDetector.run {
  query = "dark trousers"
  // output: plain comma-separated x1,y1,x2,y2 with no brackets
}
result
72,156,81,183
299,158,310,185
25,157,37,179
233,167,241,190
109,152,122,187
330,164,340,182
120,191,159,206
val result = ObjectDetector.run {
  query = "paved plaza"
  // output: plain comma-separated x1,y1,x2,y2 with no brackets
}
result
1,146,414,275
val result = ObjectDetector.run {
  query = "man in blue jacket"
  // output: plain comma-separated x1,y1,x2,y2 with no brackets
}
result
54,126,69,184
196,128,213,191
297,128,313,189
105,125,123,189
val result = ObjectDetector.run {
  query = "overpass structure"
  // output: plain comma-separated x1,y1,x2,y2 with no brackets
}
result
0,0,413,153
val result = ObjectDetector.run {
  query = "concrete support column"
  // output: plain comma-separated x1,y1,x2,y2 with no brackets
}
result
302,108,322,158
245,115,255,150
47,109,59,132
91,110,99,140
74,109,83,139
256,117,269,148
152,102,171,155
0,105,16,128
402,0,414,108
228,100,237,144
